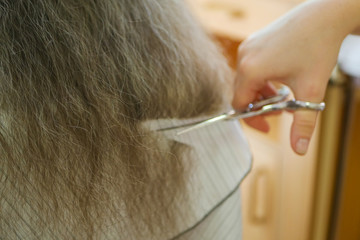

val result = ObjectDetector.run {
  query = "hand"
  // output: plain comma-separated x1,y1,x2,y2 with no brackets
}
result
232,0,360,155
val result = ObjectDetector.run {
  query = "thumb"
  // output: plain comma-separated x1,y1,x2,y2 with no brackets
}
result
290,110,318,155
289,80,327,155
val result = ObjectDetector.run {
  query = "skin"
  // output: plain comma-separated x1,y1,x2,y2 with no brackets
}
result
232,0,360,155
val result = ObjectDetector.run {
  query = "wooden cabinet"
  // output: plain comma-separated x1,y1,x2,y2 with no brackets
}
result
331,36,360,240
186,1,320,239
187,2,360,240
241,112,320,240
332,77,360,240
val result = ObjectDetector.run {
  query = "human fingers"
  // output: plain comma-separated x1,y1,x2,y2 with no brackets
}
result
290,110,318,155
243,116,270,133
288,79,327,155
235,83,278,133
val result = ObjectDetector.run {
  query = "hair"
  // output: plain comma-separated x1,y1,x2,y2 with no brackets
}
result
0,1,231,239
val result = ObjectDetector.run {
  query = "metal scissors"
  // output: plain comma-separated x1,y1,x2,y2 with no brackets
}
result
157,86,325,135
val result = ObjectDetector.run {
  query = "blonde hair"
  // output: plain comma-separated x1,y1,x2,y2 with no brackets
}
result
0,1,231,239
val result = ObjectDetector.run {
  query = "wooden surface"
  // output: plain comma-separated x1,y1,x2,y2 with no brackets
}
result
310,69,350,240
332,37,360,240
333,79,360,240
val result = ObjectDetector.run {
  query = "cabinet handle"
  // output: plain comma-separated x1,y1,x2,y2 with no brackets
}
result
251,169,271,223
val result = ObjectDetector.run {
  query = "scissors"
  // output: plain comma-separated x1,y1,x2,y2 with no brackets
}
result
157,86,325,135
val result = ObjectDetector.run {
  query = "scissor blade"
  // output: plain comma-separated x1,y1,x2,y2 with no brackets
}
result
177,109,267,135
176,113,229,135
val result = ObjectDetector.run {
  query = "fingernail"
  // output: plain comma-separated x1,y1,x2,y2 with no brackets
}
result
296,138,309,155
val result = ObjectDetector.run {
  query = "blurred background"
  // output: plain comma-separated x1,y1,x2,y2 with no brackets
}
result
185,0,360,239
